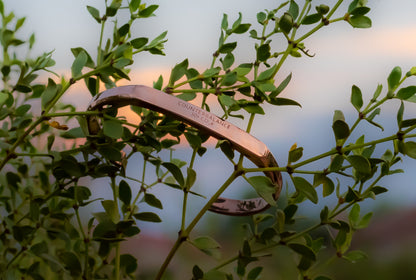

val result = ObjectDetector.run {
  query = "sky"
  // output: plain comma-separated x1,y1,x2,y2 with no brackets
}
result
5,0,416,231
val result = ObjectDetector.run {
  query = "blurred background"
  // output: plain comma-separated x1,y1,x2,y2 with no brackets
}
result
5,0,416,278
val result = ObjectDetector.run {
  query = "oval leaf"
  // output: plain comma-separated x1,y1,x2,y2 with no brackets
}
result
397,86,416,100
351,85,363,111
246,176,276,206
134,212,161,223
292,177,318,204
288,243,316,261
346,155,371,174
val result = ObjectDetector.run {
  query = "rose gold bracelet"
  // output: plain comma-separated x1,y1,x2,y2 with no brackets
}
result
86,85,282,216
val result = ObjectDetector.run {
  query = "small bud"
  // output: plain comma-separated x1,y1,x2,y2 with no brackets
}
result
316,4,330,15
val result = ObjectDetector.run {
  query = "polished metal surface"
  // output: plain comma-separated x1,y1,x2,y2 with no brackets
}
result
86,85,282,216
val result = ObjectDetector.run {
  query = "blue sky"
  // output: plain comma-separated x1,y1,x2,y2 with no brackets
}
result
6,1,416,230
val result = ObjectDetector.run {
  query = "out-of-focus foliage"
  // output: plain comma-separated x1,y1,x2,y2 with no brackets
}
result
1,0,416,279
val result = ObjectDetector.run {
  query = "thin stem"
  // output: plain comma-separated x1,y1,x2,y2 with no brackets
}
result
6,247,24,269
295,0,344,44
15,153,54,158
128,159,147,220
155,171,239,279
110,176,121,280
44,111,100,118
74,183,89,278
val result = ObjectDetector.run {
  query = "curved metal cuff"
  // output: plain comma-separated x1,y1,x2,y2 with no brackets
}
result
86,85,282,216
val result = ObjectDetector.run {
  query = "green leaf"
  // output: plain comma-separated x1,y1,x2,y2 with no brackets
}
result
351,85,363,111
288,243,316,261
106,0,122,17
120,254,138,274
401,118,416,128
284,204,298,223
314,276,332,280
404,141,416,159
98,146,122,162
41,78,58,110
191,236,221,259
87,6,101,23
302,13,321,25
246,176,276,206
349,204,360,225
372,84,382,100
231,12,243,30
15,104,31,116
350,6,371,16
397,101,404,127
387,66,402,91
221,13,228,30
217,139,234,160
343,250,368,263
144,193,163,209
349,15,372,28
134,212,161,222
320,206,329,223
268,97,301,107
61,127,85,139
257,64,277,81
288,147,303,163
288,0,299,19
257,43,271,62
131,37,148,49
357,212,373,229
119,180,132,205
279,12,293,34
148,30,168,48
243,103,265,115
59,252,82,277
71,50,87,78
184,132,202,149
347,155,371,174
31,241,48,255
397,86,416,100
47,134,55,151
322,177,335,197
202,67,221,78
71,47,95,68
12,225,35,242
193,265,204,279
292,177,318,204
218,42,237,54
221,71,237,86
247,267,263,280
129,0,141,11
169,59,188,85
177,92,196,101
139,4,158,17
270,72,292,98
233,23,251,34
153,75,163,90
114,58,132,69
332,120,350,140
235,63,252,76
103,120,123,139
101,200,120,223
186,67,203,89
162,162,184,186
255,13,267,26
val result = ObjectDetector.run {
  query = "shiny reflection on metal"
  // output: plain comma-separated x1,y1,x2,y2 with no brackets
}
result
86,85,282,216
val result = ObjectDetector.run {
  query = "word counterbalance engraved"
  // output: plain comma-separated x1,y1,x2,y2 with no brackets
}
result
177,100,230,130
